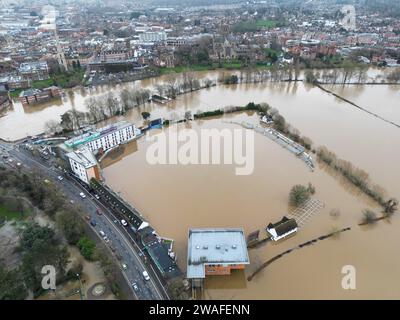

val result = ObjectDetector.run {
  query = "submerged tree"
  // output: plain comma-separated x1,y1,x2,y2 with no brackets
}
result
361,209,378,225
289,184,311,207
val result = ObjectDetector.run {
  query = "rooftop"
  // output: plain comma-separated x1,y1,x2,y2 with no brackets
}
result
66,147,97,168
187,228,249,279
64,121,133,149
267,216,298,236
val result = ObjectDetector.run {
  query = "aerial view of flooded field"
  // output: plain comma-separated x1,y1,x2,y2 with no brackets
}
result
4,0,400,309
96,78,400,299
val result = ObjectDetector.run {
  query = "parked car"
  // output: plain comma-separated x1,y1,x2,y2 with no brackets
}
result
90,219,97,227
94,194,100,200
142,271,150,281
122,263,127,270
132,282,139,292
79,192,86,199
96,209,102,215
121,219,128,226
99,230,109,242
85,215,91,221
57,175,64,181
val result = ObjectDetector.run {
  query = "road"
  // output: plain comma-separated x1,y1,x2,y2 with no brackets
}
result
0,141,168,300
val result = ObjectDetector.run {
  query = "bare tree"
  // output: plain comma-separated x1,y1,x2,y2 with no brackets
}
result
44,120,62,135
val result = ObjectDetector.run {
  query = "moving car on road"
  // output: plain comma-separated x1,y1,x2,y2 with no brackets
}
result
131,282,139,292
142,271,150,281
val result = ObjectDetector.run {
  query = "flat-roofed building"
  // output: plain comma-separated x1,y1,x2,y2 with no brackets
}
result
64,121,140,153
187,228,249,281
66,147,101,184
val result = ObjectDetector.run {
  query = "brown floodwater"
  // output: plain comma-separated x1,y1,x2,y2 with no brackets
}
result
102,110,400,299
2,70,399,299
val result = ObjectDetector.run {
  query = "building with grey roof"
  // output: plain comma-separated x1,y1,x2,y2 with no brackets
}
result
187,228,249,280
66,147,101,184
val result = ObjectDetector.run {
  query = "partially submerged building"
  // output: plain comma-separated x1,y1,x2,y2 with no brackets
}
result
19,86,61,106
187,228,249,285
266,216,298,241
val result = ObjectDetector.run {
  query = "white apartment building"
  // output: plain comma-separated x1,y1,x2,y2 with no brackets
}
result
65,121,141,153
66,147,101,184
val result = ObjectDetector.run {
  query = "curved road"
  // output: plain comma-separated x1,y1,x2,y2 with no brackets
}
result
0,141,169,300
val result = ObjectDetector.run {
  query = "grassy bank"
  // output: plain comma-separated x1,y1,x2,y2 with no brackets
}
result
0,205,24,221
